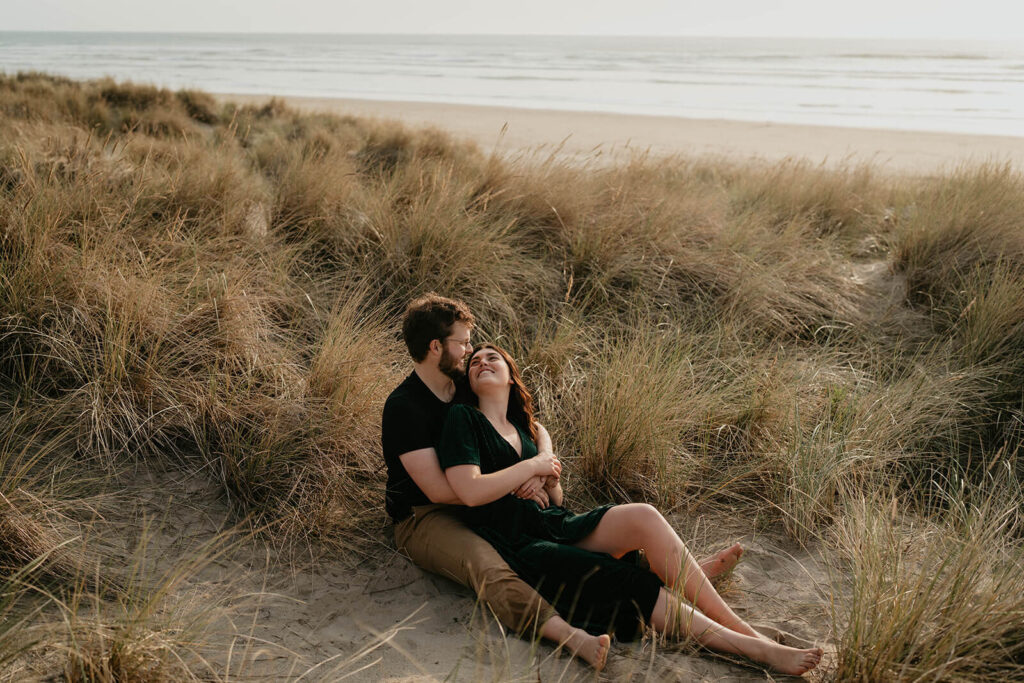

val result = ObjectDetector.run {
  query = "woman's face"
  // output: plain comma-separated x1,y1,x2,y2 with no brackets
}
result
467,347,512,395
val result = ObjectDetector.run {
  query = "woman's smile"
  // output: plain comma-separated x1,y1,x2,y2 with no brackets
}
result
468,350,510,389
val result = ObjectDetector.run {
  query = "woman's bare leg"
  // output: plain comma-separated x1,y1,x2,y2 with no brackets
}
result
575,504,759,637
539,615,610,671
650,589,823,676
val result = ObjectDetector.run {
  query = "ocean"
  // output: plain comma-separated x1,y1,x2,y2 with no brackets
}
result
2,32,1023,136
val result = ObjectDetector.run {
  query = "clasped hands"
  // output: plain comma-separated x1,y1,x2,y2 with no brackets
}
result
513,451,561,508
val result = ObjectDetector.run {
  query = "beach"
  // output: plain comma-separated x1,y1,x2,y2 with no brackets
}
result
221,93,1024,174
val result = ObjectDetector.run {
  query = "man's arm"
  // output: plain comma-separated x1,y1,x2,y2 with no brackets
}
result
399,447,463,505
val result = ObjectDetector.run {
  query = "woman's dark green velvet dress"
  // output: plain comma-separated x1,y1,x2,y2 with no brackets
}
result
439,404,663,638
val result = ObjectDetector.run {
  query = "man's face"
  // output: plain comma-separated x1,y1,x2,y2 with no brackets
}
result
438,322,472,380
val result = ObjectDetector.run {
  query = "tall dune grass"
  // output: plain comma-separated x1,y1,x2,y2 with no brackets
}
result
894,164,1024,458
832,469,1024,681
3,72,1024,679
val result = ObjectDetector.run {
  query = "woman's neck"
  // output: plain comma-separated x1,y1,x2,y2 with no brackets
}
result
476,390,510,428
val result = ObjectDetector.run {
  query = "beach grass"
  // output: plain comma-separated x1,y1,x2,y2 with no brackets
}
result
2,72,1023,680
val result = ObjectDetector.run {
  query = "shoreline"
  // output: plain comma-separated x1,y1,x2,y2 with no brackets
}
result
218,93,1024,175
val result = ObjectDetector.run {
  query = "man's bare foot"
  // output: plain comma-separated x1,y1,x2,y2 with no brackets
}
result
754,641,823,676
700,542,743,580
562,628,611,671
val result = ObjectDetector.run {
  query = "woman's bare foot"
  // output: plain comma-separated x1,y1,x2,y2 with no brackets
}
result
699,542,743,580
720,616,768,641
752,623,817,648
562,629,611,671
754,641,823,676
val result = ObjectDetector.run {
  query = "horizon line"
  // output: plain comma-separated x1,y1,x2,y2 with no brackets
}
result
0,29,1008,43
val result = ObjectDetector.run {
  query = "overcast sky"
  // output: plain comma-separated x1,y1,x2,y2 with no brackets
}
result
5,0,1022,41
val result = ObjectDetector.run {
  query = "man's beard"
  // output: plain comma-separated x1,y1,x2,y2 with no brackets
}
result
439,348,465,380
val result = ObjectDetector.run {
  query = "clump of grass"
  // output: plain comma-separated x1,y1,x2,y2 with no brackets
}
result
191,285,402,543
831,468,1024,681
0,493,80,590
775,386,864,543
896,163,1024,312
892,164,1024,449
725,159,894,241
307,292,402,457
0,404,86,589
0,557,51,673
59,585,215,682
941,263,1024,450
174,90,219,125
356,121,470,177
551,324,706,505
53,522,253,683
341,158,558,328
894,166,1024,452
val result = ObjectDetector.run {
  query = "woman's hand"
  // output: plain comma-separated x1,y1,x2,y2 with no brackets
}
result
530,451,561,478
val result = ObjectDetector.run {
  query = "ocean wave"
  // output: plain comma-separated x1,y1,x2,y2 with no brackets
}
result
479,75,581,82
646,76,999,95
836,52,992,61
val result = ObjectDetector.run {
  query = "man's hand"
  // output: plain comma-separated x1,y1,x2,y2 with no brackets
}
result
514,475,547,500
528,487,550,509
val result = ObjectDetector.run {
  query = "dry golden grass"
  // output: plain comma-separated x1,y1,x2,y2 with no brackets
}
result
832,472,1024,681
3,73,1024,680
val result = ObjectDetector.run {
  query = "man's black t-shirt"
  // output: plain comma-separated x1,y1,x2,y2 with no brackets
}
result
381,371,467,522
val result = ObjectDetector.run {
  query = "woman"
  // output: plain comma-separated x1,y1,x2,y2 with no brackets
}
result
438,343,823,675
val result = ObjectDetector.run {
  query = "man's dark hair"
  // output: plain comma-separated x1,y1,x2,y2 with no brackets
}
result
402,294,475,362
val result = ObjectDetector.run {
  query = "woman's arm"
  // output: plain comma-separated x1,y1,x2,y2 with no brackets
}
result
536,423,564,506
446,452,561,507
513,422,554,504
543,478,564,506
539,422,564,505
535,422,554,454
514,422,564,506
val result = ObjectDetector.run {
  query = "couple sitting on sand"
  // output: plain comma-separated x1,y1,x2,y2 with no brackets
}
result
381,294,822,674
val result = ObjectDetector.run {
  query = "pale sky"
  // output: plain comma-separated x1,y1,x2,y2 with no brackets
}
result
4,0,1022,41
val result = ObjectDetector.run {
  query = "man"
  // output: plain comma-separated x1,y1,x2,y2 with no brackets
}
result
381,294,556,636
381,294,744,640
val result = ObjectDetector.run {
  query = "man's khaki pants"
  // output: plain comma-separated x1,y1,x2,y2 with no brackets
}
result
395,504,556,635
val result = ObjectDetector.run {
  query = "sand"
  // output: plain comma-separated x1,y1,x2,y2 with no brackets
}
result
53,470,835,682
220,93,1024,175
